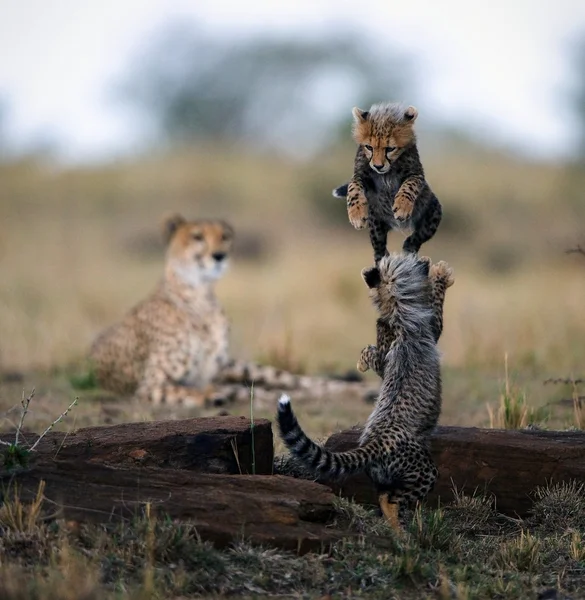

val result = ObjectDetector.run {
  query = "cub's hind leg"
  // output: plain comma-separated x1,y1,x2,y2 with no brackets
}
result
374,437,439,531
379,493,401,532
390,438,439,507
402,196,442,254
369,219,390,264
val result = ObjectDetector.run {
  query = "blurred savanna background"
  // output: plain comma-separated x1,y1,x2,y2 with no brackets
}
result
1,0,585,435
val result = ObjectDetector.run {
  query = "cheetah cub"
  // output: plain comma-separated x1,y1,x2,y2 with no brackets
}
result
333,103,442,262
277,253,445,531
358,257,454,378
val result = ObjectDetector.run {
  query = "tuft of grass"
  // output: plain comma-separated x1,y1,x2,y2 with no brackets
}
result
444,486,496,535
530,480,585,532
569,531,585,563
493,530,541,572
408,505,458,552
68,368,98,391
487,354,545,429
332,496,394,538
0,481,46,534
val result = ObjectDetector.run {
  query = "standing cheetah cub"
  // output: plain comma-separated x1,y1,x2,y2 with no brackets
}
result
333,103,442,262
358,258,454,378
278,253,446,531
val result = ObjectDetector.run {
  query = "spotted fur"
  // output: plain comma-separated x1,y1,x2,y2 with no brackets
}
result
277,253,443,511
332,103,443,262
358,257,454,378
89,214,314,407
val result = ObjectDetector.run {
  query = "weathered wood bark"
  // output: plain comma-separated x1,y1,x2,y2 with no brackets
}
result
1,460,343,553
3,417,273,475
324,426,585,517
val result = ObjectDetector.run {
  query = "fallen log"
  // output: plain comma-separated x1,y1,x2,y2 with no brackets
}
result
1,460,343,553
1,416,272,475
324,426,585,517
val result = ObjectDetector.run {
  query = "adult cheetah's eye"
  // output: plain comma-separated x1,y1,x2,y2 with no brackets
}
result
364,144,373,152
192,232,204,242
386,146,396,153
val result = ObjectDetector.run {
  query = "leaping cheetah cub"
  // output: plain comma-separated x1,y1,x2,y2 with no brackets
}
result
278,253,451,531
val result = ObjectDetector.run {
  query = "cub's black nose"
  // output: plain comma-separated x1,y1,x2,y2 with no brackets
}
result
212,252,226,262
373,164,384,170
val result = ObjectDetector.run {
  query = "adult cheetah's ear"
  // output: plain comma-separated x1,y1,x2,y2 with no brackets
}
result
161,213,186,244
404,106,418,122
352,107,369,124
361,266,381,289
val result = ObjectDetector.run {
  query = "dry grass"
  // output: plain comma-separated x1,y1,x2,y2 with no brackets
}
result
0,484,583,598
0,147,584,435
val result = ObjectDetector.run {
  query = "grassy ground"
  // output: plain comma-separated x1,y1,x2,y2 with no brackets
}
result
0,146,583,434
0,146,584,597
1,482,584,599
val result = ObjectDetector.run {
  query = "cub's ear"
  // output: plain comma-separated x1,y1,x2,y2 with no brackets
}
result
361,266,381,289
352,107,369,124
162,213,186,244
404,106,418,122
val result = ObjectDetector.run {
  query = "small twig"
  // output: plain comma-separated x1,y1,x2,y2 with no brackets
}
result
0,439,12,446
544,378,584,386
30,397,78,452
249,382,256,476
15,388,34,447
566,245,585,257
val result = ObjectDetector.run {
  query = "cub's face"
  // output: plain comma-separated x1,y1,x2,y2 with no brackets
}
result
352,105,418,175
163,214,234,285
361,253,430,316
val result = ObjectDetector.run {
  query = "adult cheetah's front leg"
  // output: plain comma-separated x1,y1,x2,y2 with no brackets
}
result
137,360,213,407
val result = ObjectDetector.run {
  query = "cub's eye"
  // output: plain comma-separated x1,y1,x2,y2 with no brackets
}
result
364,144,373,152
221,233,231,242
192,232,204,242
385,146,396,153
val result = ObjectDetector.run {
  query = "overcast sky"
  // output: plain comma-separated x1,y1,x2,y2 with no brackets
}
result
0,0,584,162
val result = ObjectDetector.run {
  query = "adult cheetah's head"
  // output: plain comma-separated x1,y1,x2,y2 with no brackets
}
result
352,103,418,175
361,253,431,317
162,214,234,285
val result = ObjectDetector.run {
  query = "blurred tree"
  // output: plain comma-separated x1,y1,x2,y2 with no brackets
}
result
117,22,413,154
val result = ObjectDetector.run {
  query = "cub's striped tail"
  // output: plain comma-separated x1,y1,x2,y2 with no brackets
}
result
277,394,372,480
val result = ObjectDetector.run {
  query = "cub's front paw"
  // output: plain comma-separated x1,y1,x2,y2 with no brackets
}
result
347,192,368,230
430,261,455,288
357,345,376,373
392,195,414,222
